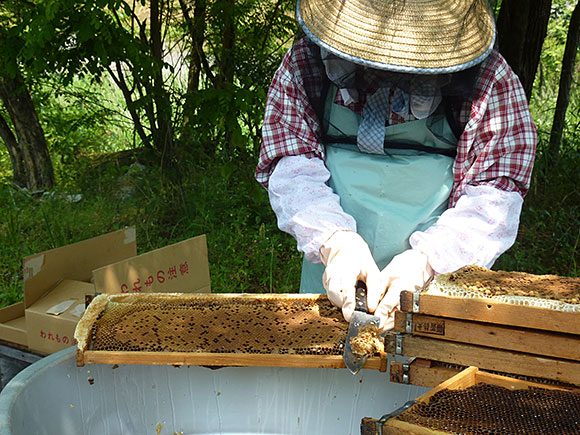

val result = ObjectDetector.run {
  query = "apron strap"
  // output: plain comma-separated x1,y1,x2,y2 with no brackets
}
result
320,135,458,158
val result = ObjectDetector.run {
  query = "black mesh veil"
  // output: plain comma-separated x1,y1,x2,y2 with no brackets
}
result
298,37,484,141
319,49,482,101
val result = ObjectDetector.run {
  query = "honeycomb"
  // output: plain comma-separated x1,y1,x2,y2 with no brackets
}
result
77,293,348,355
428,265,580,312
350,324,383,357
394,383,580,434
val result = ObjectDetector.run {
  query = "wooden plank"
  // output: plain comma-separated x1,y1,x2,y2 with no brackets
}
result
474,370,580,393
399,290,416,313
386,334,580,385
81,350,387,370
393,311,580,360
106,293,329,303
390,360,462,388
399,291,580,335
415,366,478,399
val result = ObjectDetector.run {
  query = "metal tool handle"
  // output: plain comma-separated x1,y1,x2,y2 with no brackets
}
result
354,280,368,313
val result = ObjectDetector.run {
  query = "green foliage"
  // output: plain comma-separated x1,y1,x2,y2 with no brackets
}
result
495,134,580,276
180,84,268,158
1,0,298,165
11,0,154,83
35,80,124,164
0,155,302,306
495,0,580,277
178,0,297,156
531,0,580,141
0,176,134,305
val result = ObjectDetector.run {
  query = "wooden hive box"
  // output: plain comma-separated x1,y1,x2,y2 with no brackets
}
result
362,366,580,434
389,266,580,387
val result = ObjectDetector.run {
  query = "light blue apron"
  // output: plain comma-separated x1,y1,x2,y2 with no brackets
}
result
300,86,458,293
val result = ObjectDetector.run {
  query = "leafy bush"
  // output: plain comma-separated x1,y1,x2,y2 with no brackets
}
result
495,135,580,276
0,153,302,306
493,2,580,277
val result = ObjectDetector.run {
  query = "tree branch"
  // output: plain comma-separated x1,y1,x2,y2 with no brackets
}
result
107,64,152,148
261,0,285,51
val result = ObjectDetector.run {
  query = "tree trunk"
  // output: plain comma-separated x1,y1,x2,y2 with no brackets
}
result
178,0,213,158
217,0,235,89
549,1,580,158
217,0,236,156
0,73,54,191
496,0,552,100
180,0,207,96
107,62,153,150
150,0,174,167
0,114,27,187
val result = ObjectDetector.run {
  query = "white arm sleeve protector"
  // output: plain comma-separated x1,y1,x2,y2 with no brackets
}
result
268,155,356,263
410,184,523,274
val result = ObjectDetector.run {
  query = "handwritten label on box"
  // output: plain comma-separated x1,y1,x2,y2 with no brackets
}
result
414,317,446,336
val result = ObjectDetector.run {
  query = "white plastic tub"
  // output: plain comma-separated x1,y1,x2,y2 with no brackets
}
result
0,347,425,435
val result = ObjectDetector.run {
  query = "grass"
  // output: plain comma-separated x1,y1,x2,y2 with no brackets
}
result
492,41,580,277
0,151,303,307
494,138,580,276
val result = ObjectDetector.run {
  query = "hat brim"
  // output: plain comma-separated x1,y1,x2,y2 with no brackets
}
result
297,0,496,74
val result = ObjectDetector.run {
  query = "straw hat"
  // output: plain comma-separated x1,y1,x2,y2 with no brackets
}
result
297,0,496,74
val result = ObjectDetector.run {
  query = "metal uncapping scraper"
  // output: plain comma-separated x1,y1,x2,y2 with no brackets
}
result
343,280,381,374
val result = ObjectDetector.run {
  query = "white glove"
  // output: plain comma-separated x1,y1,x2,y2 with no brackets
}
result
374,249,434,333
320,231,382,323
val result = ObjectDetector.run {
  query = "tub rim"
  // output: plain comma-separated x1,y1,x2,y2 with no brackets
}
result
0,347,75,429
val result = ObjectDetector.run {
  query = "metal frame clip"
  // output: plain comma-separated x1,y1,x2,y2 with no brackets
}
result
401,357,415,384
395,334,403,355
405,313,413,334
412,290,421,313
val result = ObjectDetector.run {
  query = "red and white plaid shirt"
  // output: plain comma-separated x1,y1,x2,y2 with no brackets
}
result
256,38,537,207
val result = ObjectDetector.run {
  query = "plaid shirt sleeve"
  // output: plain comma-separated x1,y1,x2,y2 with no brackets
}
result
411,51,538,273
451,51,537,206
255,39,326,188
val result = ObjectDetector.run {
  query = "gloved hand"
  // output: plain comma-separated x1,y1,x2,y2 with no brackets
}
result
320,231,382,322
374,249,434,333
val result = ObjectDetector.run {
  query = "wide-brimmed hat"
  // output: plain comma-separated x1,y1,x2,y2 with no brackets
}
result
297,0,495,74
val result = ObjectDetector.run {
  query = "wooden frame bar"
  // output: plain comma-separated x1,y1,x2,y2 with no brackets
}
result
390,358,580,391
80,350,388,370
394,311,580,360
75,293,392,371
400,291,580,335
386,334,580,385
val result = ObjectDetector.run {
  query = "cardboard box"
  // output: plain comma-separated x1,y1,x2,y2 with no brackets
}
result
22,228,137,353
92,234,211,294
25,280,93,354
0,302,27,347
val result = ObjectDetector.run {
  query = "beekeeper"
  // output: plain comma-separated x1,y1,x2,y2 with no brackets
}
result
255,0,537,332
